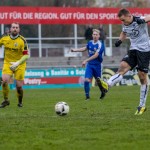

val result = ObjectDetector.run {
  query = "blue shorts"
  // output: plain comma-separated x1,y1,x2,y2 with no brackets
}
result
85,63,101,79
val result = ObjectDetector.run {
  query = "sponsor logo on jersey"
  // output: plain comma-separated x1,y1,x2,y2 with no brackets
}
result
14,43,18,47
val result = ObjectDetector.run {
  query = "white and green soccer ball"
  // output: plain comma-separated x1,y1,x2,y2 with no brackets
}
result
55,102,69,116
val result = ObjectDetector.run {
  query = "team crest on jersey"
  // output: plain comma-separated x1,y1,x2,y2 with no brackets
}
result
14,43,18,47
131,29,139,38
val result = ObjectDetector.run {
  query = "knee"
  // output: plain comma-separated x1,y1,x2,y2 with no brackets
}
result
96,77,100,83
16,86,22,91
138,72,147,84
2,80,9,86
84,78,90,82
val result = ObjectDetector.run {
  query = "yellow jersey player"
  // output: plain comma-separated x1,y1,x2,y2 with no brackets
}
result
0,22,29,108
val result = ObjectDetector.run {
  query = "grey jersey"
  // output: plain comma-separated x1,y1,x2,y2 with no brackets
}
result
122,16,150,52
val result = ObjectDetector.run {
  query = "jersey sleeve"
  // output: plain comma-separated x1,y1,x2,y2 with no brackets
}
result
22,40,29,55
97,41,102,53
0,35,4,47
20,35,29,55
140,16,145,19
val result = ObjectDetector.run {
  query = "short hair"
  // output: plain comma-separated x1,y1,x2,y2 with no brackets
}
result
93,29,100,34
11,22,20,27
117,8,130,17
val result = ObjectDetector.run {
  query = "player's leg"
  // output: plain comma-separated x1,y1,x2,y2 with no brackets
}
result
84,64,93,100
16,80,24,107
0,63,13,108
107,61,130,87
135,51,150,115
99,52,135,99
14,65,26,107
135,71,148,115
0,74,12,108
93,64,107,99
98,61,128,99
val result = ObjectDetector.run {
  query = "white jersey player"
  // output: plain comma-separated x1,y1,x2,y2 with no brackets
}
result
98,8,150,115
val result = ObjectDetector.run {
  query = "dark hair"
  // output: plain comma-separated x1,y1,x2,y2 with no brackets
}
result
117,8,130,17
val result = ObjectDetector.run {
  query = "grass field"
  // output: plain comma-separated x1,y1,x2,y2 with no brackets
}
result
0,86,150,150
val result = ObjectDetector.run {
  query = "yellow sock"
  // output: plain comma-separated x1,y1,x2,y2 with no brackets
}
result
2,83,9,100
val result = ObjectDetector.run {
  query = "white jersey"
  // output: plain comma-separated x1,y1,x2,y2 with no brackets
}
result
122,16,150,52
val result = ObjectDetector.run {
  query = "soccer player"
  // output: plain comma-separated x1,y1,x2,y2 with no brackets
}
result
99,8,150,115
0,22,29,108
71,29,105,100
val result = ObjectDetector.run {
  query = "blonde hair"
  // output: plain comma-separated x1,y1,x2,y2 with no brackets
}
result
93,29,100,34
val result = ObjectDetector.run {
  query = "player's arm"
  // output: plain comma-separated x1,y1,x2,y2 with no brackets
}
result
115,31,126,47
71,47,87,52
18,52,30,65
10,52,29,71
10,40,30,71
134,15,150,24
82,51,99,67
144,15,150,23
0,35,4,47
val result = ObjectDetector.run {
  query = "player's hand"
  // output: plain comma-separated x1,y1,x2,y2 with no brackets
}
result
10,61,20,71
82,60,87,67
134,18,145,24
114,39,122,47
71,48,75,52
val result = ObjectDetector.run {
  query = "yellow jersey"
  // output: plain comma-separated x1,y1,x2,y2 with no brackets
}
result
0,34,28,63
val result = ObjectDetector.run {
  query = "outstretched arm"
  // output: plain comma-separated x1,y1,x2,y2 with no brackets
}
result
71,47,87,52
144,15,150,23
134,15,150,24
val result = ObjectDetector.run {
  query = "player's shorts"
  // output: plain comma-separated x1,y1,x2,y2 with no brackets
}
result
85,63,101,79
2,62,26,80
122,50,150,73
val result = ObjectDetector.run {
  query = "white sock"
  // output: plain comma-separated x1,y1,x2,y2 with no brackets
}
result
107,73,123,87
139,84,149,107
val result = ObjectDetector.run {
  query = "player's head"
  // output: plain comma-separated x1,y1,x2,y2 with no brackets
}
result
92,29,100,41
10,22,20,36
117,8,133,25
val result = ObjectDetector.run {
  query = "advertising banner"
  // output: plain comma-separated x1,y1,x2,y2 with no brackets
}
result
0,7,150,24
0,67,150,89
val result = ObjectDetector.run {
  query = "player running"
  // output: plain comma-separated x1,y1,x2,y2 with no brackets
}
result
99,8,150,115
0,22,29,108
71,29,105,100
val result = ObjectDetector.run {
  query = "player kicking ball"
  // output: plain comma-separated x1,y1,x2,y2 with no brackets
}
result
71,29,105,100
99,8,150,115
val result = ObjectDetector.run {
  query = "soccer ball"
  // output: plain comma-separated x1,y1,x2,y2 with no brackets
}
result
55,102,69,116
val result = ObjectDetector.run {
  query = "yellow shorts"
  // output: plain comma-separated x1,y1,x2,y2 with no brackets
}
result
2,63,26,80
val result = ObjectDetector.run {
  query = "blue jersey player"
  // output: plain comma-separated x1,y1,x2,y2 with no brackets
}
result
71,29,104,100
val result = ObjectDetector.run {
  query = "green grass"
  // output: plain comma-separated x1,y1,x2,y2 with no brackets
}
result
0,86,150,150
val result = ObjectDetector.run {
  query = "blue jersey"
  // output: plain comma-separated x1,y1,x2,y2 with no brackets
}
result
86,40,103,65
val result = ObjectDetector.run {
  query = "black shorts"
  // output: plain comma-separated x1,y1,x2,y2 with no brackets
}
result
122,50,150,73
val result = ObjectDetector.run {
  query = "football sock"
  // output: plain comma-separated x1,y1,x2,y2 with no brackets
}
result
139,84,149,107
16,87,23,104
107,73,123,87
96,77,102,91
84,81,90,98
2,83,9,100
